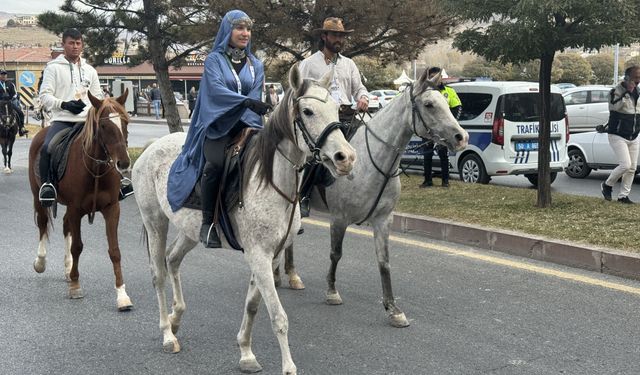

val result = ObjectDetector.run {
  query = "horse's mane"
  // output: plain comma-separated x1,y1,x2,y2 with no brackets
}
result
80,98,129,151
244,80,311,187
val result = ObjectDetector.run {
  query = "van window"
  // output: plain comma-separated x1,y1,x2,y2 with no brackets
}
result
501,93,565,122
457,93,493,121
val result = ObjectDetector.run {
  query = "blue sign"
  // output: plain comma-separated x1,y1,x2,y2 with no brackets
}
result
19,71,36,87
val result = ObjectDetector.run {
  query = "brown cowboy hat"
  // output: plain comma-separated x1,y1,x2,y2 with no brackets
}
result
313,17,354,34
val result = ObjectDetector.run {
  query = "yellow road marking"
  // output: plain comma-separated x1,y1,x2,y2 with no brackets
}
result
304,218,640,296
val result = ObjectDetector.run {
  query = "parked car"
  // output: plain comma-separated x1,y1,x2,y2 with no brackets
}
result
403,81,569,186
563,85,612,134
553,82,577,92
565,130,640,178
370,89,399,107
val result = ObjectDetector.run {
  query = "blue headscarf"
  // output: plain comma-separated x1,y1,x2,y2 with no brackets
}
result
167,9,265,212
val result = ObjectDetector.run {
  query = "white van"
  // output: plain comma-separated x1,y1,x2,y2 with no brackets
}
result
404,81,569,186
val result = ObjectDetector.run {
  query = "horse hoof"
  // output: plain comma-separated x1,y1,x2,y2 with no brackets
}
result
325,291,343,305
389,312,410,328
162,339,181,353
288,277,305,290
3,167,11,174
239,358,263,373
33,258,46,273
117,296,133,311
69,287,84,299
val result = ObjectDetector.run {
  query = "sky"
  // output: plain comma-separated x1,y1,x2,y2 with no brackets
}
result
5,1,66,15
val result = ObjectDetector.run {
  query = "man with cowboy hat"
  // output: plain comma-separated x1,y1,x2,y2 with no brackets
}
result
297,17,370,220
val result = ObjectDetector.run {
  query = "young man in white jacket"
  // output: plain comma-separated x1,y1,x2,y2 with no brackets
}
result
38,28,132,206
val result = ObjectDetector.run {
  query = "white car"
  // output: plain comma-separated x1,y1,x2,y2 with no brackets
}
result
563,85,612,134
352,93,380,112
566,130,640,178
370,89,399,107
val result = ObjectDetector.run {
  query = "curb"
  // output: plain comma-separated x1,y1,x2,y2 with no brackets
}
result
390,212,640,281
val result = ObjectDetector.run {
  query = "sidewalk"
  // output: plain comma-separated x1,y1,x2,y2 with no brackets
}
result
129,114,190,125
390,212,640,281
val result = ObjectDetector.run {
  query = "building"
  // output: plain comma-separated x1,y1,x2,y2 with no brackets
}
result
15,16,38,26
1,46,204,112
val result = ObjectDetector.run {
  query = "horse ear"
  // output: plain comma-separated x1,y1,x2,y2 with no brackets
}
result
413,68,438,96
116,88,129,106
318,66,333,89
88,90,102,109
289,63,303,92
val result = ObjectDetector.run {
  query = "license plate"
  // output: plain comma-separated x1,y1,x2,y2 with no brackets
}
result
515,141,538,151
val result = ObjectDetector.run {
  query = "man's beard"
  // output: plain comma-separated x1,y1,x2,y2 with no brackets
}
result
326,41,342,53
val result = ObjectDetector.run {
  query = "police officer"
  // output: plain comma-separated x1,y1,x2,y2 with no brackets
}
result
420,67,461,188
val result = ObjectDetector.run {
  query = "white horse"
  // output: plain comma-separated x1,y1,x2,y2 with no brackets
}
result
277,69,469,327
132,66,356,375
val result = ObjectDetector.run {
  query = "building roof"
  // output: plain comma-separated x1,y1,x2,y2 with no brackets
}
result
96,62,204,79
1,47,54,63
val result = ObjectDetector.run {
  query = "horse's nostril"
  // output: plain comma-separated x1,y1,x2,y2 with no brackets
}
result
334,151,346,162
117,160,130,170
455,133,464,142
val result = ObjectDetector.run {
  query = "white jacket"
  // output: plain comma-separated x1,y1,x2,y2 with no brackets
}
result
40,54,102,123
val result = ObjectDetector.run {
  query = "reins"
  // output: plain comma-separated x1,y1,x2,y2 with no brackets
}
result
81,108,127,224
356,83,434,225
270,90,344,253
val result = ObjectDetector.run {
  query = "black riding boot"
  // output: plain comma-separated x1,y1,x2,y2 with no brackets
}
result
299,165,317,218
38,150,56,207
119,176,134,200
199,162,222,248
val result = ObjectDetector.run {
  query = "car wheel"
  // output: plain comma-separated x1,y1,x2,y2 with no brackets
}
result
459,153,490,184
525,172,557,187
565,148,592,178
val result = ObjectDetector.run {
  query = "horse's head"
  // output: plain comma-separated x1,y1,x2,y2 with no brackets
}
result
410,70,468,151
289,64,356,176
86,89,131,173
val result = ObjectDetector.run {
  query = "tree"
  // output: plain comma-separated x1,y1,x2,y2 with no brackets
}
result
446,0,640,207
586,53,622,85
39,0,457,132
209,0,457,79
352,57,401,89
461,56,514,80
38,0,216,133
554,53,591,85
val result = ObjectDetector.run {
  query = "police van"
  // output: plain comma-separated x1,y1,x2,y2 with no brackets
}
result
404,81,569,186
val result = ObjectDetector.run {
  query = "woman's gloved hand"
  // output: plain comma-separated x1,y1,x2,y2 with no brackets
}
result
61,99,86,115
243,99,271,116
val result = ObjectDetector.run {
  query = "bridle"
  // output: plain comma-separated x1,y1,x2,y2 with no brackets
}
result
274,88,344,252
82,109,128,224
0,100,18,131
356,82,439,225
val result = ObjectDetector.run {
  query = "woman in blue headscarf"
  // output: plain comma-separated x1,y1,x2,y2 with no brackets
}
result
167,10,270,248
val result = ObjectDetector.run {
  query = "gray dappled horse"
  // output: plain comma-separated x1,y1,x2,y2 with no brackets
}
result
131,66,356,375
277,69,469,327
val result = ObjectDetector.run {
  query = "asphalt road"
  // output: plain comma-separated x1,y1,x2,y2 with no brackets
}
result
2,139,640,374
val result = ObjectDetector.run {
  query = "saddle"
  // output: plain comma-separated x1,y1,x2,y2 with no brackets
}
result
183,127,259,251
45,124,84,185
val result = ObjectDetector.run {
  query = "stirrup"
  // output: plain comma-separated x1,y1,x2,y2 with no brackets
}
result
39,183,57,207
119,177,134,201
299,197,310,218
199,223,222,248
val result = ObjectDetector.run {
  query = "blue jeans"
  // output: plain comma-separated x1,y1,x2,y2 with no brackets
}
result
152,100,161,119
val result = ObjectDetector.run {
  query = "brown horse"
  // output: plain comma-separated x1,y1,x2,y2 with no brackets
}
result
28,90,133,311
0,99,18,174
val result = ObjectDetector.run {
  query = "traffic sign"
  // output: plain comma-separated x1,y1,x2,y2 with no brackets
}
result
19,71,36,87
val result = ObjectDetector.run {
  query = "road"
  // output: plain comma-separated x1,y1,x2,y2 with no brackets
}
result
2,132,640,374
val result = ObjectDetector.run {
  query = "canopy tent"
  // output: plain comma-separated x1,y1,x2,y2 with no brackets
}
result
393,70,413,87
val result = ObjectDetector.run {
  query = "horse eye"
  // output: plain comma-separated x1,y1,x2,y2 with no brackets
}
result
302,108,314,116
425,102,434,108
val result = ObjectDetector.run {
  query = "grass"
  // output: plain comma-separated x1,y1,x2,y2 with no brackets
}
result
397,175,640,252
30,124,639,253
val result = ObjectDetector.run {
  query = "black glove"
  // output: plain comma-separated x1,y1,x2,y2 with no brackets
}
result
243,99,271,116
61,99,86,115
